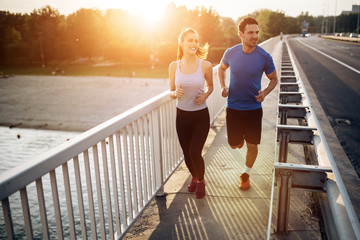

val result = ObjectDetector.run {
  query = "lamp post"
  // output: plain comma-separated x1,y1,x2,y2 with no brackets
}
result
357,4,360,34
333,0,337,34
325,0,330,34
39,31,45,68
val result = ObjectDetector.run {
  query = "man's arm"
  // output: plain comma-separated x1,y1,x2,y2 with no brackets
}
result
218,61,229,97
255,70,278,102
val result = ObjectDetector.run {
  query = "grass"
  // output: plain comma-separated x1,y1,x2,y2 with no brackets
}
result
0,63,169,78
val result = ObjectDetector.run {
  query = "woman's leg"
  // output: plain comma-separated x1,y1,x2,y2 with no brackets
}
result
188,108,210,181
176,109,195,176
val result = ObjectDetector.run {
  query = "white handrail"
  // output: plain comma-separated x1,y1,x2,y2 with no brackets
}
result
0,65,228,239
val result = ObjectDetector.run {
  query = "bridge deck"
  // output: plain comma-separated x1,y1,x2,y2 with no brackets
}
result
123,39,322,239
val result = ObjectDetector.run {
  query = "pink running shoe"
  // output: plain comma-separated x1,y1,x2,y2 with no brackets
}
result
196,180,206,199
188,177,197,192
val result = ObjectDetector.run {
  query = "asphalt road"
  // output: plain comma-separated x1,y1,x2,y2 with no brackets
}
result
288,36,360,177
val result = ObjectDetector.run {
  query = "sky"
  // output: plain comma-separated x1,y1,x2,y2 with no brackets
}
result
0,0,359,21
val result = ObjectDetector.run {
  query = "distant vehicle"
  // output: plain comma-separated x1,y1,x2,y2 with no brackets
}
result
349,33,358,38
339,33,346,37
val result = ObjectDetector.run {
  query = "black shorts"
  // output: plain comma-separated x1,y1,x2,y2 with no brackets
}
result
226,107,263,146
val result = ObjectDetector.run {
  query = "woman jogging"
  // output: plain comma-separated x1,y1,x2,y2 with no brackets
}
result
169,27,213,199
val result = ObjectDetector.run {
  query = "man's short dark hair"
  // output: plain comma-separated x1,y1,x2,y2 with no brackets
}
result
238,17,259,33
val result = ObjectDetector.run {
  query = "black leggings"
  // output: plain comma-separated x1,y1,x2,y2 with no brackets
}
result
176,107,210,181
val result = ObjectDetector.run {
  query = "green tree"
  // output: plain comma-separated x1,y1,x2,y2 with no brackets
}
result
27,6,66,65
268,11,286,36
284,16,301,34
255,9,273,41
5,4,345,69
156,3,197,64
66,8,104,61
102,9,131,62
4,27,28,63
156,4,227,64
297,12,314,33
220,17,240,46
195,6,224,46
0,11,29,65
336,13,359,33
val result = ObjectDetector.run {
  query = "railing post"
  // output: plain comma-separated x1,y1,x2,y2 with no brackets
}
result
152,109,164,196
2,198,15,239
276,171,292,233
278,132,289,163
20,187,34,239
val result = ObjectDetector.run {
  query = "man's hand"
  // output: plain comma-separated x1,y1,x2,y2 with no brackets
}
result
221,87,229,97
255,90,265,102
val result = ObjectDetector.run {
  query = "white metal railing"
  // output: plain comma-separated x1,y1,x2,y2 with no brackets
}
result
0,66,228,239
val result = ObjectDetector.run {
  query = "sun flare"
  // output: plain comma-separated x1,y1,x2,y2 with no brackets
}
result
106,0,166,24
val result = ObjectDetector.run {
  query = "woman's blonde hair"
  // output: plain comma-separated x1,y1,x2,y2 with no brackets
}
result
177,27,209,60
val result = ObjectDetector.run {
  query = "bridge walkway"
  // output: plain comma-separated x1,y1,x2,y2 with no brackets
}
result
123,38,322,239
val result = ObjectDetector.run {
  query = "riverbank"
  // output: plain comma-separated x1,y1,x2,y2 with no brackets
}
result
0,75,169,132
0,63,169,78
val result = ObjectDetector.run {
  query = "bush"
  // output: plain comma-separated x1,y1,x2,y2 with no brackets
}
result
207,47,227,64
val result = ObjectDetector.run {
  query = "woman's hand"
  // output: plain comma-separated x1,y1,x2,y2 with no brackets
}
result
194,91,207,105
175,84,184,98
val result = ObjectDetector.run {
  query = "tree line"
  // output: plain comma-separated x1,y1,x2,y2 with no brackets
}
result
0,4,358,67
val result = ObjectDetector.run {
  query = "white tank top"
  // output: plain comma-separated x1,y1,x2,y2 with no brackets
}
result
175,59,207,111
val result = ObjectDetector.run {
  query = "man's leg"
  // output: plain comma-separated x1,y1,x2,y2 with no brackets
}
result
240,142,258,190
245,142,258,168
230,140,244,149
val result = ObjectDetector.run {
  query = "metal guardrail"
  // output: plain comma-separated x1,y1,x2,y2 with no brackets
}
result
320,34,360,43
0,65,228,239
267,38,360,239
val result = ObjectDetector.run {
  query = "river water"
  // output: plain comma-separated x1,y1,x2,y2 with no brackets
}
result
0,126,148,239
0,127,80,174
0,126,81,239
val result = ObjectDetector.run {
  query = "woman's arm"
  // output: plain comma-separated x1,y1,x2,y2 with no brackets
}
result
194,61,213,105
169,61,183,99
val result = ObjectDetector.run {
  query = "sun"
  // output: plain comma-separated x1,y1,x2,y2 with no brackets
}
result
135,5,166,24
106,0,167,24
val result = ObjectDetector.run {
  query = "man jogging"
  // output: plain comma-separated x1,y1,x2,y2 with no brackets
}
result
218,17,278,190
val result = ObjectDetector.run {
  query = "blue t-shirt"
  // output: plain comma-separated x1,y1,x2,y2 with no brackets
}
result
221,44,275,110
